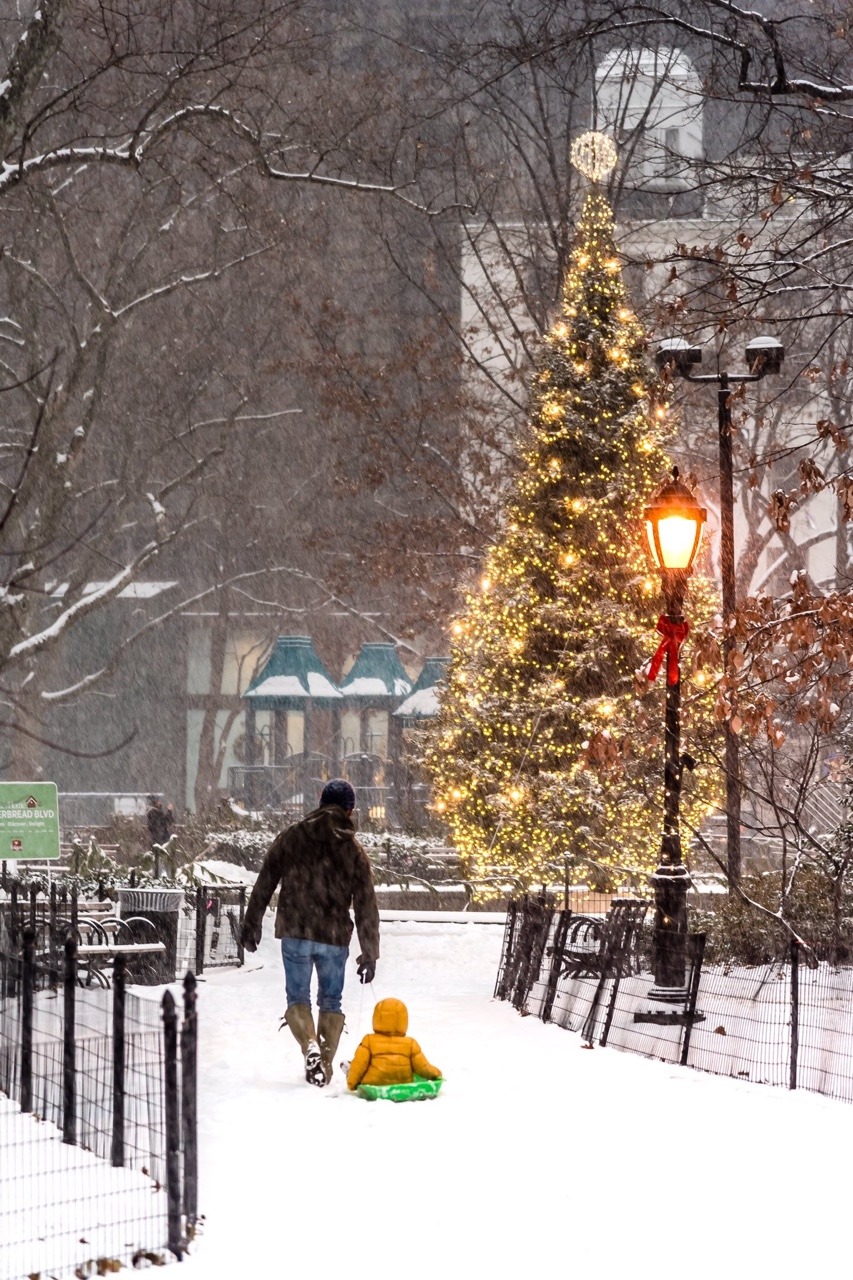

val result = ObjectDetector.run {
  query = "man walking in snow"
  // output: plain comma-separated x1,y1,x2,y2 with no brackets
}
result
240,779,380,1087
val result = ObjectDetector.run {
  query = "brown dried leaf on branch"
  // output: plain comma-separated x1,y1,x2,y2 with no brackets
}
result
724,585,853,743
799,458,825,494
836,476,853,521
817,418,847,448
690,628,720,672
768,489,793,531
582,730,623,771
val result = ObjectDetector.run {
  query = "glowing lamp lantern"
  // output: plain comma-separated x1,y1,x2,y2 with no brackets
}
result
644,469,706,579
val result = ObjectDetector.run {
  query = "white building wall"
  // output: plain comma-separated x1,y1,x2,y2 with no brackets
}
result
596,47,703,191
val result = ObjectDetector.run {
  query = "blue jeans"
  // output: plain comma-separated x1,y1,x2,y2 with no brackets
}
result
281,937,348,1013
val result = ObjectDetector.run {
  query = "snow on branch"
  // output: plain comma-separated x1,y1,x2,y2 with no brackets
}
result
39,565,308,703
8,536,167,661
629,1,853,103
0,102,469,216
112,242,277,319
38,574,233,703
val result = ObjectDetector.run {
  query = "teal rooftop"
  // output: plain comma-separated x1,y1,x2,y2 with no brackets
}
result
244,636,342,710
394,657,450,720
339,643,412,703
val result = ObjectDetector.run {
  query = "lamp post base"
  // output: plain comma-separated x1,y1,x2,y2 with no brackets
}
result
634,1007,705,1026
646,984,690,1005
649,861,691,997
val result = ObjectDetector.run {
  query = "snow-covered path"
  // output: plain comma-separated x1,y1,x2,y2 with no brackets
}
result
182,918,852,1280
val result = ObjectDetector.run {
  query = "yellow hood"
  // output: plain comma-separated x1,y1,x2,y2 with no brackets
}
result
372,997,408,1036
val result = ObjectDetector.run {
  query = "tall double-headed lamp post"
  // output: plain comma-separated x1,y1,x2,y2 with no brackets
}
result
644,468,706,1002
656,336,785,890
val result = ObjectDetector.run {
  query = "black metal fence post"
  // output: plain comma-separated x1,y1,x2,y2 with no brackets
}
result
542,909,570,1024
512,900,552,1012
679,932,706,1067
62,937,77,1146
49,881,59,989
181,972,198,1232
20,926,35,1113
493,899,518,1000
194,887,205,976
162,990,183,1259
111,954,127,1167
4,883,18,997
790,939,800,1091
237,886,246,966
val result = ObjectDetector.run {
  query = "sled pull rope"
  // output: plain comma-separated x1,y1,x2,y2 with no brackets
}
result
356,975,380,1038
357,973,366,1037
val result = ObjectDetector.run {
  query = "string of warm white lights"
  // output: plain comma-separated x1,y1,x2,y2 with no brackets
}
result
425,190,720,891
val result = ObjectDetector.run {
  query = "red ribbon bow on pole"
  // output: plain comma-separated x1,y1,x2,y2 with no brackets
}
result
647,615,690,686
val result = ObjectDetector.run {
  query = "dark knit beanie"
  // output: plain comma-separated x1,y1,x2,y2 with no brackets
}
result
320,779,356,812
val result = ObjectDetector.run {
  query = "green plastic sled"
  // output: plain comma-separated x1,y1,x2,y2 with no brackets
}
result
356,1075,444,1103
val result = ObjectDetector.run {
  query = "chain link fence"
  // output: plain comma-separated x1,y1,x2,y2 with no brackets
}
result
497,895,853,1104
0,917,198,1279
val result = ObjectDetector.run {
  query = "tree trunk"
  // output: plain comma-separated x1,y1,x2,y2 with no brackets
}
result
9,684,44,781
193,607,229,812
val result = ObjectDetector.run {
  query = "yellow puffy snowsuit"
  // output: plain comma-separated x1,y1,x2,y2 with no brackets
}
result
346,998,441,1090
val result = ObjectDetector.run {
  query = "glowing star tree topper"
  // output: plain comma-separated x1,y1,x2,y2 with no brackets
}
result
570,131,618,183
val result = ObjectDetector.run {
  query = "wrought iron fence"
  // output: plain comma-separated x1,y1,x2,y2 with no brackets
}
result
497,895,853,1104
178,883,246,975
0,878,245,986
0,924,198,1279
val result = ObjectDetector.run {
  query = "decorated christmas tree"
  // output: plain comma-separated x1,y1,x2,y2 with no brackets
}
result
425,180,717,889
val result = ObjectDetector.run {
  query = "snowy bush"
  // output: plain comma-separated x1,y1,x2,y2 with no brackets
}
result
691,866,853,965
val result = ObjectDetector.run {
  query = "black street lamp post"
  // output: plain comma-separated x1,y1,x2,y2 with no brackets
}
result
655,337,785,888
643,469,706,1000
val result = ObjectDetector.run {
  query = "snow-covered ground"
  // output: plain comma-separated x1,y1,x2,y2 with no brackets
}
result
178,916,853,1280
1,1098,166,1279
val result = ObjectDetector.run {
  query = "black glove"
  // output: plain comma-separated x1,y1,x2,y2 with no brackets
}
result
357,955,376,985
241,925,259,954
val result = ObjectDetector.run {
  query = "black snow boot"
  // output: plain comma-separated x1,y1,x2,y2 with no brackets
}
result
304,1039,326,1088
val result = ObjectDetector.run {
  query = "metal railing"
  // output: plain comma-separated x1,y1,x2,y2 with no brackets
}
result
499,896,853,1105
0,927,198,1278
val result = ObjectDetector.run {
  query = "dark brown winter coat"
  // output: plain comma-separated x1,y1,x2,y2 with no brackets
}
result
146,802,174,847
242,805,380,960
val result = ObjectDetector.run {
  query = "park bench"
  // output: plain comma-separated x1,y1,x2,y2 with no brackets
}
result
76,942,166,952
75,941,167,988
554,898,649,981
27,910,169,987
541,898,650,1041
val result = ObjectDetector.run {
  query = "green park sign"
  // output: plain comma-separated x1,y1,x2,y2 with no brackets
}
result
0,782,60,860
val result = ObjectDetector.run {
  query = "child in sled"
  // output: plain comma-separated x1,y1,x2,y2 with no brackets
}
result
346,997,441,1091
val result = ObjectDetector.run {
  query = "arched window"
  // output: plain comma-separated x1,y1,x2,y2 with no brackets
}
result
595,47,703,192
